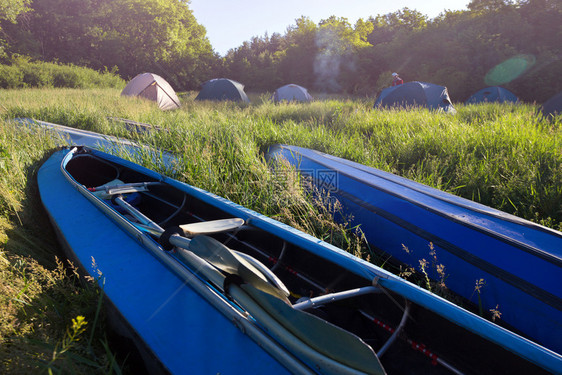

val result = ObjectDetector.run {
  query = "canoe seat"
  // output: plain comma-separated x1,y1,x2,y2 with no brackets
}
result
178,218,245,236
91,179,125,199
90,181,155,199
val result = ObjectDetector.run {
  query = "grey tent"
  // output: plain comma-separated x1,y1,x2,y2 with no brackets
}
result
374,81,455,112
272,84,313,103
121,73,181,110
542,92,562,119
195,78,250,102
466,86,518,104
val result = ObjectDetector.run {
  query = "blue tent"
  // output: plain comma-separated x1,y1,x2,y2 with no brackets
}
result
466,86,518,104
542,92,562,119
374,81,455,112
195,78,250,102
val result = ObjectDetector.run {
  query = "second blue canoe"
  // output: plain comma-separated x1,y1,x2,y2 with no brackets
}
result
267,144,562,356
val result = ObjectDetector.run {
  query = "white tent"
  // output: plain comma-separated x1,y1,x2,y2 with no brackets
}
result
272,84,313,103
121,73,181,110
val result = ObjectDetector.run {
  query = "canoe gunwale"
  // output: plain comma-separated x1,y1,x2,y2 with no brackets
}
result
319,148,561,238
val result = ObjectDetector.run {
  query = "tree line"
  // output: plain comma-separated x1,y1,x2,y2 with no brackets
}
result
1,0,560,101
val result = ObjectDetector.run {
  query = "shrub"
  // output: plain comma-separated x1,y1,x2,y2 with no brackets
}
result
0,58,125,89
0,64,24,88
19,60,54,87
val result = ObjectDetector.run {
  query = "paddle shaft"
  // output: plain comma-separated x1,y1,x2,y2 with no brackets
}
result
114,195,164,234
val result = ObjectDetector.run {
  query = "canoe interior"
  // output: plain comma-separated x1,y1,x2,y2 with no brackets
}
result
64,151,549,375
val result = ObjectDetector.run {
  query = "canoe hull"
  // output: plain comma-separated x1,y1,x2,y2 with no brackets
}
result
268,144,562,355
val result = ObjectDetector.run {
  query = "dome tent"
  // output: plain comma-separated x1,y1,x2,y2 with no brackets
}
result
121,73,180,110
374,81,455,112
541,91,562,119
195,78,250,102
272,84,313,103
466,86,518,104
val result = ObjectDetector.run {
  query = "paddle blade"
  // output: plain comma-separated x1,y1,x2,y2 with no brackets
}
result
189,235,290,301
241,284,386,375
179,218,244,236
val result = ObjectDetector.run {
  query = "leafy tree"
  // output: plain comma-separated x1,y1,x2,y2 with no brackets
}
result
512,0,562,101
278,16,318,89
16,0,99,64
0,0,31,22
223,34,283,90
358,3,562,101
96,0,215,88
314,16,373,92
0,0,31,57
468,0,512,12
2,0,217,89
354,8,429,94
367,8,428,46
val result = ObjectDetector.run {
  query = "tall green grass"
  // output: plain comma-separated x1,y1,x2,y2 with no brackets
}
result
0,120,124,373
0,88,561,372
2,89,560,227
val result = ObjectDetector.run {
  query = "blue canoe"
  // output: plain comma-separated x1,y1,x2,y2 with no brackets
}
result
15,117,178,170
38,146,562,374
16,118,139,149
267,144,562,358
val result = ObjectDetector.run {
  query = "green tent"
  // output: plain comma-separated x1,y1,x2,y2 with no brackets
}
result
195,78,250,102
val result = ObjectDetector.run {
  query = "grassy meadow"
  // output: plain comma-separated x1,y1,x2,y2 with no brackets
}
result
0,87,561,373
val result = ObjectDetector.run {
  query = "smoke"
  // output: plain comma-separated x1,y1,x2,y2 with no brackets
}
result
314,27,353,93
313,27,359,93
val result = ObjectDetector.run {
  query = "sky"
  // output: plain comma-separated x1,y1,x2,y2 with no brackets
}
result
190,0,471,56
